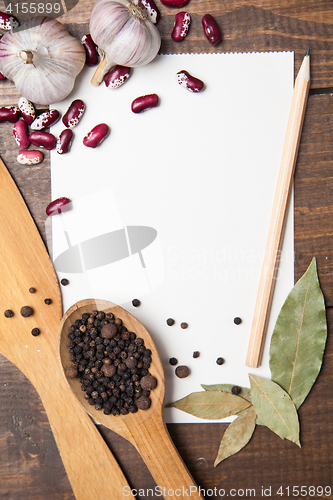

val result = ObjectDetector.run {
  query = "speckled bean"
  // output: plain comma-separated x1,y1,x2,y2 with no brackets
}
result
31,109,60,130
0,11,19,30
13,119,30,148
104,65,132,89
176,70,205,92
83,123,109,148
0,106,20,123
132,0,160,23
17,149,43,165
202,14,222,45
160,0,189,6
29,131,57,150
62,99,85,129
46,197,71,216
172,12,190,41
18,97,35,125
81,34,99,66
57,129,73,154
131,94,159,113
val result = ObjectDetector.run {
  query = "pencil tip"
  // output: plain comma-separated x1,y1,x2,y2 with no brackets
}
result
306,47,310,57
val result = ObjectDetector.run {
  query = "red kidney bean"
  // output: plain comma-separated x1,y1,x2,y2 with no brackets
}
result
131,94,159,113
31,109,60,130
17,149,43,166
172,12,190,41
133,0,160,23
0,72,5,81
57,129,74,154
18,97,35,125
83,123,109,148
160,0,189,6
81,34,99,66
202,14,222,45
104,65,132,89
0,11,19,30
13,119,30,148
29,131,57,150
46,197,71,216
176,70,205,92
0,106,20,123
62,99,85,129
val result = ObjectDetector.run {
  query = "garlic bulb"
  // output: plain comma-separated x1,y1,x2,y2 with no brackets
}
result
90,0,161,85
0,17,86,105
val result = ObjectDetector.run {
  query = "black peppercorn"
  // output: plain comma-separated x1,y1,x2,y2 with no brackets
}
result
175,365,190,378
31,328,40,336
29,287,36,293
61,278,69,286
231,385,241,395
4,309,13,318
132,299,141,307
136,395,151,410
44,298,52,305
193,351,200,358
234,317,242,325
66,366,78,379
169,357,178,366
20,306,33,317
216,357,225,365
166,318,175,326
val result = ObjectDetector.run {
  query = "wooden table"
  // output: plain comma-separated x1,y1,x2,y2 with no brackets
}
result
0,1,332,498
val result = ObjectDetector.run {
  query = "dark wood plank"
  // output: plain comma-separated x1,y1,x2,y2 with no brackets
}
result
294,92,333,306
0,0,333,106
1,307,332,499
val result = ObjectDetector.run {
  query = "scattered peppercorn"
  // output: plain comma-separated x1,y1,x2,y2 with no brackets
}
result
20,306,33,317
166,318,175,326
65,309,156,415
175,365,190,378
31,328,40,336
140,374,157,390
4,309,13,318
231,385,241,395
169,357,178,366
29,287,36,293
44,298,52,305
234,317,242,325
61,278,69,286
180,322,188,329
132,299,141,307
193,351,200,358
216,357,225,365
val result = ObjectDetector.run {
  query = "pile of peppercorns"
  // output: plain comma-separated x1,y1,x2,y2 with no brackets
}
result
65,309,157,416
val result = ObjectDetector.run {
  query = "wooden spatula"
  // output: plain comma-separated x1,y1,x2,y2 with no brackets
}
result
0,156,130,499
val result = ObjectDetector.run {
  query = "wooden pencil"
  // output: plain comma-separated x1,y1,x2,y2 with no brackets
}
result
246,50,311,368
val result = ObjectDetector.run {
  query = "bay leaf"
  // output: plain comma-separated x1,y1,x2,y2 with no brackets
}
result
269,257,327,409
249,374,300,446
201,384,251,403
166,391,251,420
214,406,256,466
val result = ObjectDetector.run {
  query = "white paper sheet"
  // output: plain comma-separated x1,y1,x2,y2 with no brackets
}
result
50,52,294,423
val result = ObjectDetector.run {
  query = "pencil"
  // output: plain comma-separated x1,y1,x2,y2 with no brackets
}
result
246,50,311,368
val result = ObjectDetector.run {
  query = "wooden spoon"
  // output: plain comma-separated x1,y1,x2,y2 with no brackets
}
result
0,157,130,499
58,298,203,500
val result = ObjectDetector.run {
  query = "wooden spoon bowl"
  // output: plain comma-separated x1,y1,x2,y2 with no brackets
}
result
58,298,203,500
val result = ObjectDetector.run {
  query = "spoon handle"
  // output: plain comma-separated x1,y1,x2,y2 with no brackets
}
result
130,411,203,500
35,359,129,500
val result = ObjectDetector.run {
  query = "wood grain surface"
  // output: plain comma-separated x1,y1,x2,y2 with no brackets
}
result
0,0,332,499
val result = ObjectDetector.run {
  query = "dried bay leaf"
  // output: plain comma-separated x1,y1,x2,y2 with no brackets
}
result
201,384,251,403
249,374,300,446
214,406,257,466
269,257,327,409
166,391,251,420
